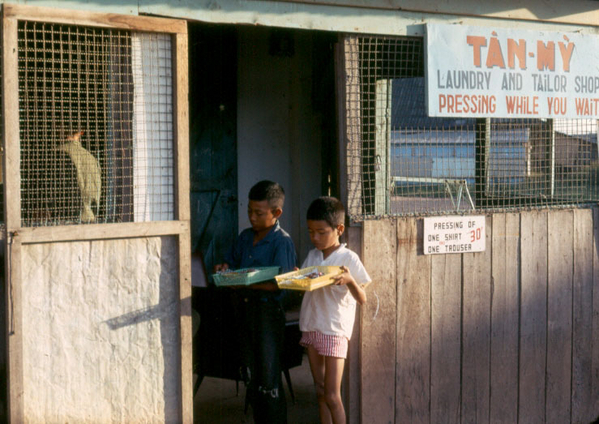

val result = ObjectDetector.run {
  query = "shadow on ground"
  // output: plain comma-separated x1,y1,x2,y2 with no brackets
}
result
194,353,320,423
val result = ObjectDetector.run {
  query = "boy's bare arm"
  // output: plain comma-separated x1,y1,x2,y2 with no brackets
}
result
332,266,367,305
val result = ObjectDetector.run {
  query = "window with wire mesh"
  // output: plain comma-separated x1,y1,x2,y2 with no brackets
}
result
343,35,599,219
18,21,175,227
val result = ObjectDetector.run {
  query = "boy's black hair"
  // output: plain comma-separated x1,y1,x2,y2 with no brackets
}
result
306,196,345,228
249,180,285,210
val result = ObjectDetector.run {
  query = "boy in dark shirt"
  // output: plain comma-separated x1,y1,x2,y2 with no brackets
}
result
215,180,296,423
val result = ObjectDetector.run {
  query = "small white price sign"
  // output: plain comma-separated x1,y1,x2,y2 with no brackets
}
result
423,216,486,255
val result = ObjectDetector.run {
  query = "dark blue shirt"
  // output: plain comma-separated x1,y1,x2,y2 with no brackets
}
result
224,220,297,274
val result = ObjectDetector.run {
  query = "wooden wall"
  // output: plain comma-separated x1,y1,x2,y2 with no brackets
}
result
359,208,599,424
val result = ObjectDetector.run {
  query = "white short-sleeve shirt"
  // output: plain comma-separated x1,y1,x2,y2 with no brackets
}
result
299,244,371,339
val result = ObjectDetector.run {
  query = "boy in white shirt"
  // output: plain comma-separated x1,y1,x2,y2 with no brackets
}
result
299,196,370,424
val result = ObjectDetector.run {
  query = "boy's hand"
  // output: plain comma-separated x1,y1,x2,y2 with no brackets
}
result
332,266,356,286
333,266,367,305
214,263,229,273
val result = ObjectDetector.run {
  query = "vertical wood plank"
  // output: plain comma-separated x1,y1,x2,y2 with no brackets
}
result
2,15,20,230
489,213,519,423
346,225,362,424
361,219,397,423
335,39,348,207
174,29,191,424
431,250,461,424
461,215,492,424
519,211,548,424
593,208,599,421
5,236,22,424
179,230,192,424
396,218,430,423
547,210,573,423
2,12,24,423
174,31,190,222
343,36,363,217
374,80,390,215
572,209,594,423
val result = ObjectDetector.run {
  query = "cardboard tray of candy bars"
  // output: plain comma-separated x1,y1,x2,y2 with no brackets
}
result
275,266,344,291
212,266,280,287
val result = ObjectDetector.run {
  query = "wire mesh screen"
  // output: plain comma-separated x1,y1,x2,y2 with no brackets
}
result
18,21,175,226
343,35,599,219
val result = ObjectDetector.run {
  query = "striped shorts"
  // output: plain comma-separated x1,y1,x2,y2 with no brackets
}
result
300,331,348,359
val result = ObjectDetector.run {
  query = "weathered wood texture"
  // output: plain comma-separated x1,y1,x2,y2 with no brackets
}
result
546,210,573,424
3,4,187,33
359,208,599,424
593,208,599,421
344,37,363,218
520,210,548,424
573,209,594,424
3,14,23,424
362,219,397,423
461,215,491,424
179,231,193,423
430,250,461,424
346,225,363,424
490,213,519,424
395,218,430,424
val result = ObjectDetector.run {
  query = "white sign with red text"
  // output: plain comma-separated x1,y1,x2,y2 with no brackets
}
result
426,24,599,119
423,216,486,255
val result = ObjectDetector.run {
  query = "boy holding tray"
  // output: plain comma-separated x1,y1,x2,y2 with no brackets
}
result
299,196,370,424
214,180,296,424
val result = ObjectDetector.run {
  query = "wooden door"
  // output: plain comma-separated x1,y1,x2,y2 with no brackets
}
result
2,5,192,423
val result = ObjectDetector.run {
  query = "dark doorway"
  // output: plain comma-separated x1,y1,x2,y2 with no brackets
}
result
188,22,238,273
188,22,338,424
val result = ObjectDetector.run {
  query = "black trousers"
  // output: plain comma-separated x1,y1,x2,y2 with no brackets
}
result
237,291,287,424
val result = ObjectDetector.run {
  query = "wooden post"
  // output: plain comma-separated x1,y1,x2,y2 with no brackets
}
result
374,80,391,216
2,9,23,423
475,118,490,207
548,119,556,198
173,29,193,424
343,36,363,218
